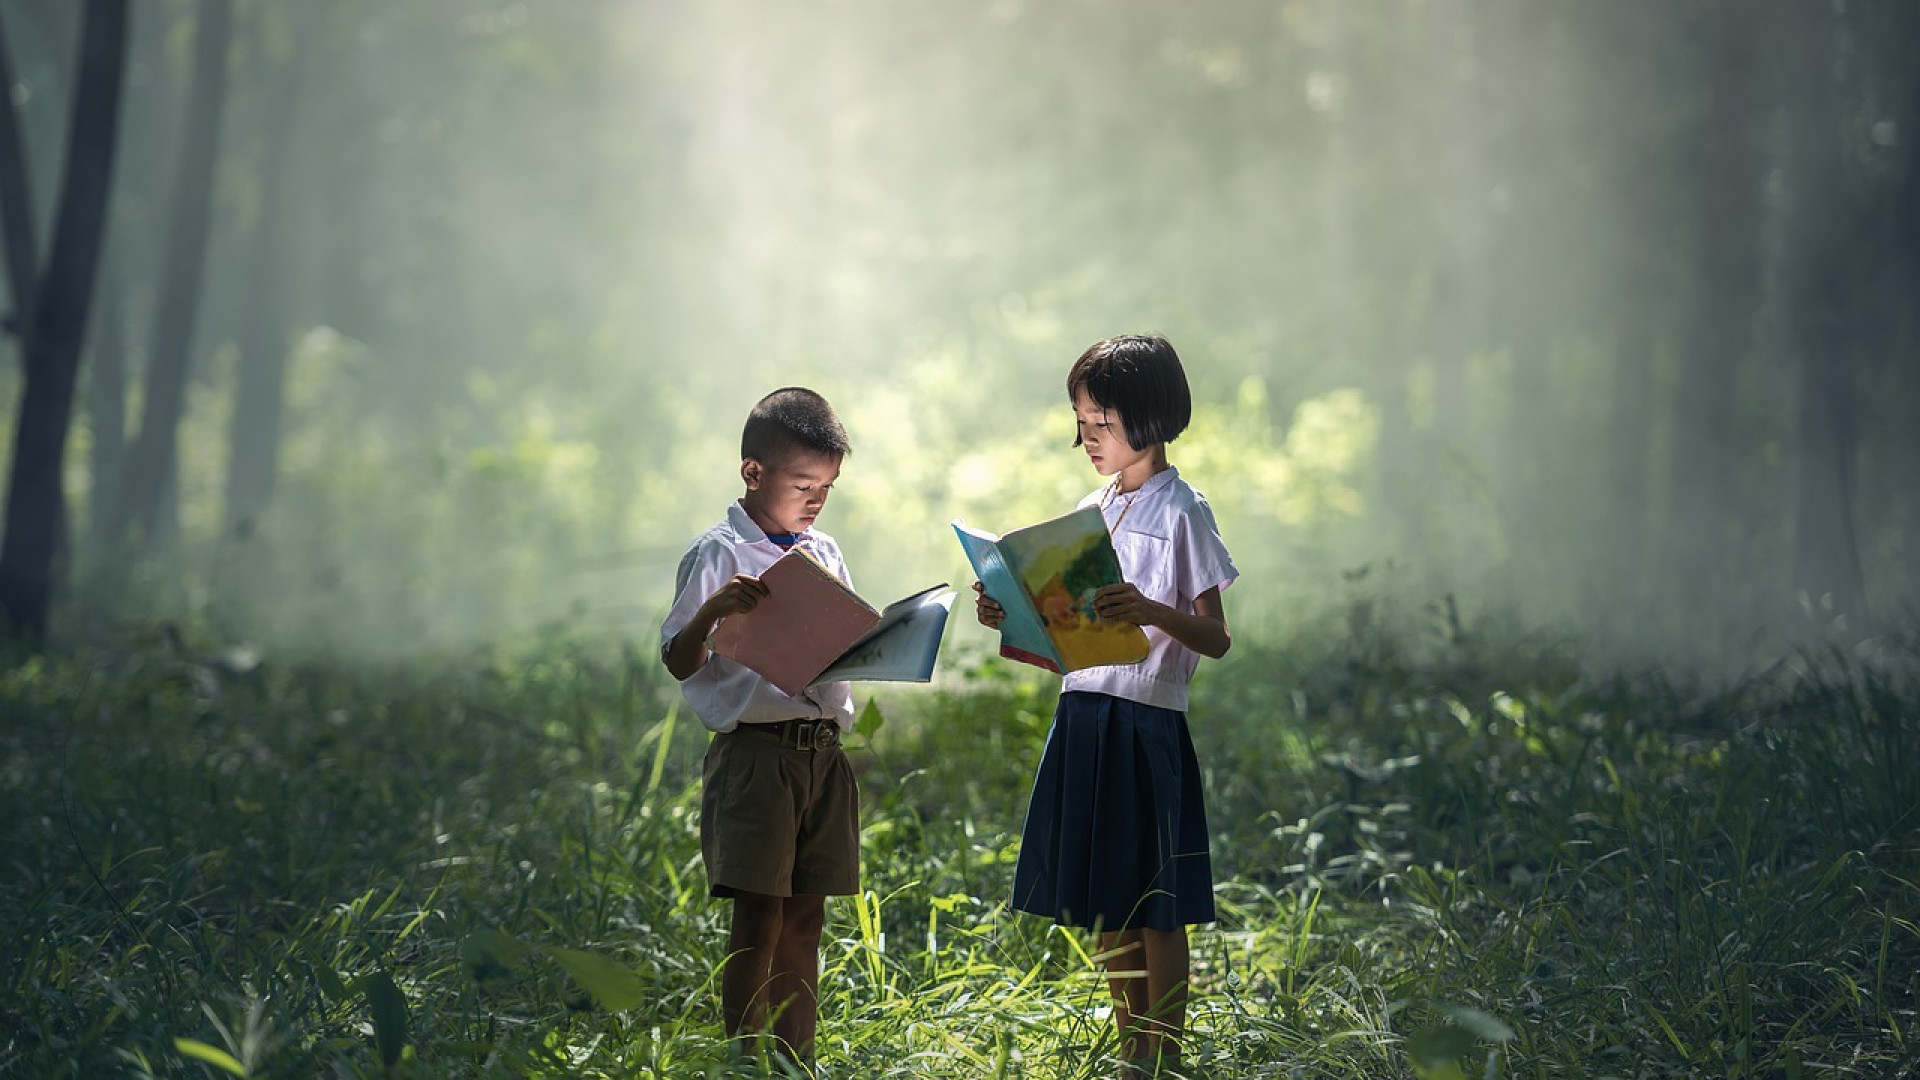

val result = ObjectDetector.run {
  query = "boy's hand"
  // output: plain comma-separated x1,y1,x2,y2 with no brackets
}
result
972,581,1005,629
665,573,770,681
1090,582,1161,627
703,574,769,622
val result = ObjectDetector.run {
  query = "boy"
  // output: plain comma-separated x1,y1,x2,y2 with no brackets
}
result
659,387,859,1074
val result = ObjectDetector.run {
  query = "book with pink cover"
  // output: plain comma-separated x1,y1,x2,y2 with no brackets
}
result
708,547,954,696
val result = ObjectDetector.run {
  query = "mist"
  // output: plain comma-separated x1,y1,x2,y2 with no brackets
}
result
2,0,1915,671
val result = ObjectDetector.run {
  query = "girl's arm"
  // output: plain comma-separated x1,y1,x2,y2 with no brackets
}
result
1092,583,1231,659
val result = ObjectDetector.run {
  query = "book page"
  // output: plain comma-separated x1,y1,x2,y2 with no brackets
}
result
813,587,955,685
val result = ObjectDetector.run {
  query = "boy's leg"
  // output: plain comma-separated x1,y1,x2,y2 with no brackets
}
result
724,891,786,1043
768,893,827,1064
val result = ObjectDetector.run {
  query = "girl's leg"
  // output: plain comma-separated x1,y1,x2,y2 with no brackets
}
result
724,892,786,1044
1100,930,1150,1060
767,894,827,1063
1140,927,1192,1065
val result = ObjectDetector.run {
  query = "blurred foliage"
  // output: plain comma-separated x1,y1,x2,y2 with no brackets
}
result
0,0,1915,666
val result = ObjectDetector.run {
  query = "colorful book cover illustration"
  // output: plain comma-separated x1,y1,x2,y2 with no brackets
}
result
709,547,953,695
951,505,1149,673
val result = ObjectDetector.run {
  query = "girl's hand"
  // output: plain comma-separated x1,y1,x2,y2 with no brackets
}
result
1091,582,1163,627
1095,583,1233,660
972,581,1006,629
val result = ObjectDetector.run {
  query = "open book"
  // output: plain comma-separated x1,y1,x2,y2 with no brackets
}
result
952,505,1149,674
709,547,954,695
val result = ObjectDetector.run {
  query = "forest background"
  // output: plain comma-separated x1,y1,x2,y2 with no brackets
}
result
2,0,1915,657
1,1,1916,1078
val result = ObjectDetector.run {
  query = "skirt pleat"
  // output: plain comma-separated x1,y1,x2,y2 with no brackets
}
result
1011,691,1215,930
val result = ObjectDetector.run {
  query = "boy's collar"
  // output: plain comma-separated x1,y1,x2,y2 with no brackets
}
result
728,500,808,546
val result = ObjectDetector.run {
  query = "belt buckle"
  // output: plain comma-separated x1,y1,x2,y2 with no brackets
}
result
792,720,836,752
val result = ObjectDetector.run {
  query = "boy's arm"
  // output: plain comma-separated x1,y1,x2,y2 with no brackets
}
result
662,574,769,681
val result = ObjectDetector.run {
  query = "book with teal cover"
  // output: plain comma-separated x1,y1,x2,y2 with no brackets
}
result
951,505,1149,674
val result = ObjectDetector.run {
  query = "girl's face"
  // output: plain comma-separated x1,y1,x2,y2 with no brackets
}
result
1073,386,1155,482
740,448,841,536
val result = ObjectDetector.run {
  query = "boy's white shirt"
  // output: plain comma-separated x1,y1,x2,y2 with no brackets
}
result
1059,466,1238,713
660,500,856,733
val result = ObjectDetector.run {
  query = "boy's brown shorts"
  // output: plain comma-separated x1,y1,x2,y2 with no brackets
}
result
700,720,860,898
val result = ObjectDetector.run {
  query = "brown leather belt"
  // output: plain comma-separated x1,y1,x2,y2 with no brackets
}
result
737,717,841,751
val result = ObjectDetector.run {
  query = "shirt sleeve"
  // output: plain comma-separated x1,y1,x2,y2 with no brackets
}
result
1176,494,1238,601
660,535,738,657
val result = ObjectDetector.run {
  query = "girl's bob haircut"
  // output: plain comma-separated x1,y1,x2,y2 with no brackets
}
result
1066,334,1192,451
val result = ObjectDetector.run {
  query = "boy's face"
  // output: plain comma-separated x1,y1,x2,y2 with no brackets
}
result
741,448,841,537
1073,386,1150,479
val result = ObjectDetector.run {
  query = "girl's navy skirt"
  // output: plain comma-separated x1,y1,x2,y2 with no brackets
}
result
1011,690,1215,931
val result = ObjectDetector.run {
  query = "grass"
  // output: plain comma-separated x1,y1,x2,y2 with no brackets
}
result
1,617,1917,1079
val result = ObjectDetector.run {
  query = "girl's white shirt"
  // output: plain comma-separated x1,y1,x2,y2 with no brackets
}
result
659,500,856,733
1060,467,1238,713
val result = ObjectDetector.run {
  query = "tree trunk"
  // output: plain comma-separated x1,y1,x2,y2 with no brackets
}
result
1605,322,1655,602
0,0,131,643
84,10,170,555
1664,3,1763,629
1595,2,1681,627
1895,5,1920,603
1848,0,1920,610
1790,307,1866,622
1428,0,1489,485
1784,3,1867,621
222,7,307,539
111,0,230,550
1315,0,1355,377
1481,6,1572,582
85,269,127,544
0,10,40,354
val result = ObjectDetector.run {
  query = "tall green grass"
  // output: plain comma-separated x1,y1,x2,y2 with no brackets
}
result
2,621,1915,1078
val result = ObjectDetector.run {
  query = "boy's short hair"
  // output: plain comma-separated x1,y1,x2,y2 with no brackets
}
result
741,387,852,465
1066,335,1192,451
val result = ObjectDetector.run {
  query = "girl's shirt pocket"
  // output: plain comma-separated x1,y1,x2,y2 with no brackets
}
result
1113,529,1181,610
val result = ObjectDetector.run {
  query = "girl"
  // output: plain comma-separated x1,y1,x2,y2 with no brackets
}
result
974,334,1237,1080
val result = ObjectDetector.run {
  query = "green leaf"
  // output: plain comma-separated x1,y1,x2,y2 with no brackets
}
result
1444,1005,1516,1044
362,970,409,1069
1409,1021,1476,1072
464,928,529,983
542,945,645,1011
309,958,351,1005
645,703,678,797
855,697,885,740
1410,1007,1515,1080
173,1037,249,1078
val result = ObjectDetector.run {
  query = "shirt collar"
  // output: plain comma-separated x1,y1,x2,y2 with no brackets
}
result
727,500,809,548
1114,465,1178,503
